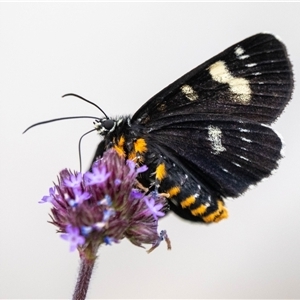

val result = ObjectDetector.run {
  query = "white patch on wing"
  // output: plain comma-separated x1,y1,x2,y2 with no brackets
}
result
241,137,252,143
180,84,199,101
208,60,251,104
239,128,250,133
207,125,226,154
235,46,245,56
234,46,249,60
238,54,250,60
238,155,250,161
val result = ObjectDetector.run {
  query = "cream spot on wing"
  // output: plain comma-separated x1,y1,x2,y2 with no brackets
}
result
232,162,241,167
208,60,251,104
246,63,257,67
241,137,252,143
238,54,250,60
239,128,250,133
238,155,250,161
234,46,249,60
208,125,226,154
235,46,245,56
180,84,199,101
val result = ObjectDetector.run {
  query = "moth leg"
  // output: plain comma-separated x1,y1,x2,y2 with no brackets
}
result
135,181,149,193
158,192,170,198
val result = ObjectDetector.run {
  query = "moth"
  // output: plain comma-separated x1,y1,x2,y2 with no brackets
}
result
91,33,293,222
26,33,294,223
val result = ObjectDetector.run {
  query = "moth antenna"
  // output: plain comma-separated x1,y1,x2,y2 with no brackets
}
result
62,93,109,119
22,116,100,134
78,128,97,172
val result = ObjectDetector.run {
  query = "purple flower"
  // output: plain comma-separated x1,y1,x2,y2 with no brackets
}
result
68,189,90,207
114,179,121,186
39,187,56,204
102,209,115,222
104,236,117,245
136,165,148,174
61,225,85,252
130,189,144,199
93,222,106,230
81,226,93,236
126,160,136,177
46,148,169,257
84,165,111,186
98,194,112,206
64,173,83,189
143,194,165,220
127,160,148,177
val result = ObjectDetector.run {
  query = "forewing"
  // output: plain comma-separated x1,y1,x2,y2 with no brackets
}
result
132,33,293,125
147,115,282,197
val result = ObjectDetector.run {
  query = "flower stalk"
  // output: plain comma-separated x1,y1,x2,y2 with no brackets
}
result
73,256,96,300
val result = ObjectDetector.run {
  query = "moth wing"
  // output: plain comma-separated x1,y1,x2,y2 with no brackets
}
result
132,33,293,126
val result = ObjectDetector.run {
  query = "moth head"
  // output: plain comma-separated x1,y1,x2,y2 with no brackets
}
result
94,118,116,135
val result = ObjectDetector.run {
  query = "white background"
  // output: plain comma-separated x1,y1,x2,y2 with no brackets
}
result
1,3,300,299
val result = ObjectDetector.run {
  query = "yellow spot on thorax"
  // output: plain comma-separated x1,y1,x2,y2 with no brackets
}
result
156,163,167,181
181,195,196,208
113,135,126,157
128,138,148,161
202,200,228,223
134,138,147,153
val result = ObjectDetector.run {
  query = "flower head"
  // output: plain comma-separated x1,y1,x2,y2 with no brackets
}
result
44,149,170,258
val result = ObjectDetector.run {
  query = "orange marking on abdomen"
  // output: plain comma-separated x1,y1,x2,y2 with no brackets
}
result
181,195,196,208
156,163,167,181
202,200,228,223
191,204,207,216
166,186,180,197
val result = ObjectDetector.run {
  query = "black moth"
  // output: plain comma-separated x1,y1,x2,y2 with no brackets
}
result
91,33,293,223
25,33,293,223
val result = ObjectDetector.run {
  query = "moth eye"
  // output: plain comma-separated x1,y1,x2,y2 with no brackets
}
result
102,119,115,131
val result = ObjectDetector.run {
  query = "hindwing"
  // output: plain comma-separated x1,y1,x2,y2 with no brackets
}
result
145,115,282,197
